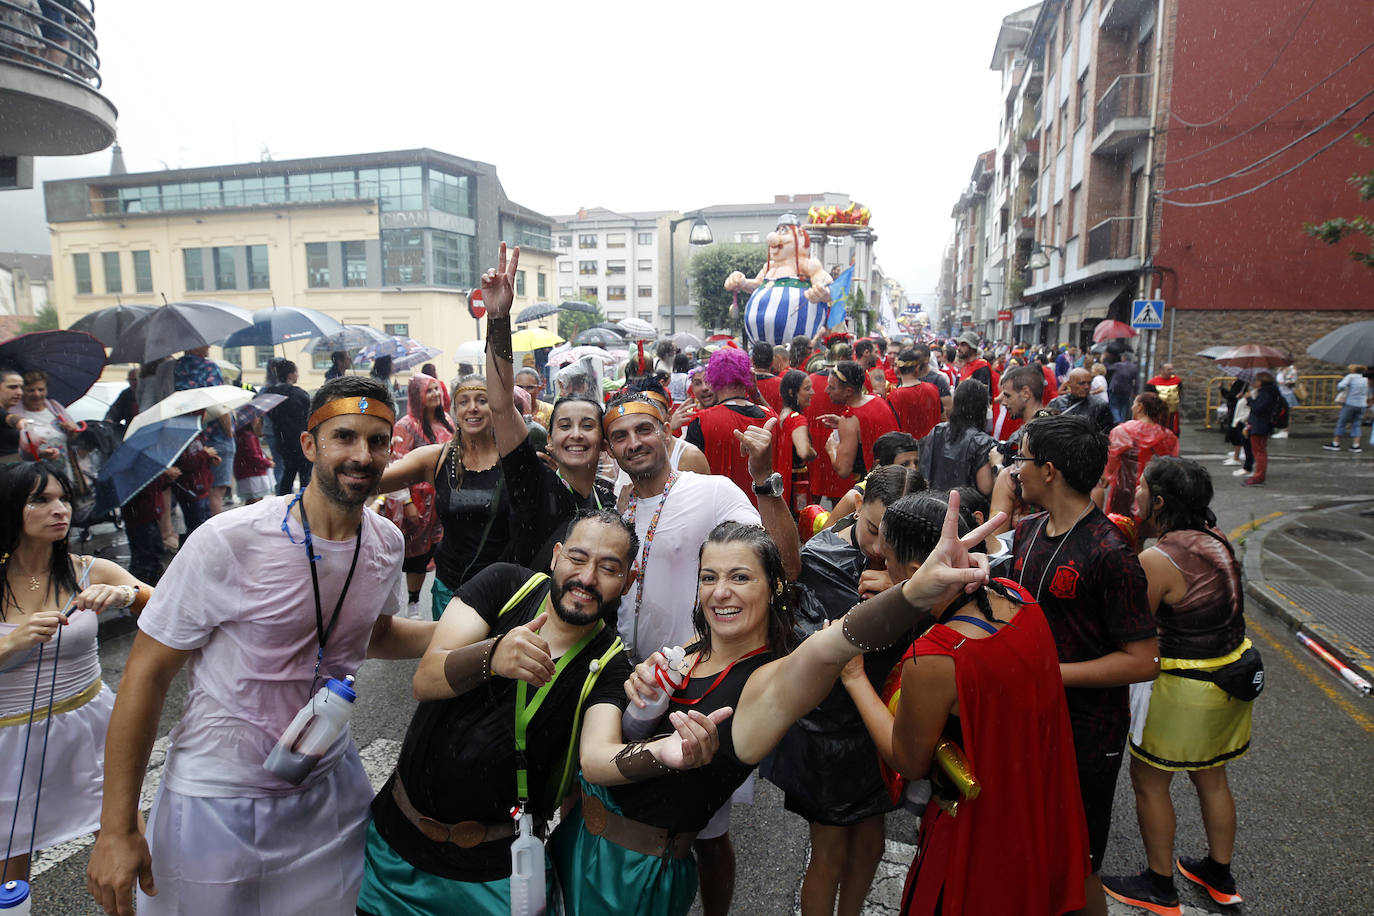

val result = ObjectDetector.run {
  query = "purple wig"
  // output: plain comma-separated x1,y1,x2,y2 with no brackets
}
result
704,346,753,391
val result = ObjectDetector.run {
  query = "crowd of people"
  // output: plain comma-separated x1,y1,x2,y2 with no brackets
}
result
0,243,1265,916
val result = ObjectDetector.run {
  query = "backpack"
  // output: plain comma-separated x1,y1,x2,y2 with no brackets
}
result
1272,397,1290,430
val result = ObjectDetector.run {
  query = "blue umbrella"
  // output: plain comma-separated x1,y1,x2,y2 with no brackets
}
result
222,305,344,349
92,415,202,515
0,330,107,406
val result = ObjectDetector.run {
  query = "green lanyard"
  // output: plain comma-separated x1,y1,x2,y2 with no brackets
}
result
513,618,604,805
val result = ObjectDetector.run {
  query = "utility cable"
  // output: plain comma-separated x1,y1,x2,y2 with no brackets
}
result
1157,106,1374,208
1170,0,1319,129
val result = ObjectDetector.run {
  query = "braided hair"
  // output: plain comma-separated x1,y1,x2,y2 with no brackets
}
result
688,521,797,663
882,492,996,622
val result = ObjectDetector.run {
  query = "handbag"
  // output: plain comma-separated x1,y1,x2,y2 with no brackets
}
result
1167,645,1265,701
1335,390,1347,406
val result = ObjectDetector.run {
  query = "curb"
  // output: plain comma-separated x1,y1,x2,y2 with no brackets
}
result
1241,506,1374,696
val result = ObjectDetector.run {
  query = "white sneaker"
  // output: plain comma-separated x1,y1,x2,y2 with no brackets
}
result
1221,456,1240,466
1271,430,1288,439
406,600,422,620
1232,468,1251,477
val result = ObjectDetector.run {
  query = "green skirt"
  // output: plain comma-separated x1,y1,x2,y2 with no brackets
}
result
431,576,455,621
356,821,558,916
1128,640,1255,771
549,779,698,916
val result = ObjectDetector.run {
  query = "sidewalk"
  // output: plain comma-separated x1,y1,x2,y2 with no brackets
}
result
1242,498,1374,693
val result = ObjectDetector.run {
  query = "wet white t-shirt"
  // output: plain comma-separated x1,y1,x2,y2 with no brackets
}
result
620,471,759,662
139,495,404,797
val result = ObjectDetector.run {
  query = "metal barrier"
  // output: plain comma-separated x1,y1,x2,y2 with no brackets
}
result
1202,375,1346,429
0,0,101,88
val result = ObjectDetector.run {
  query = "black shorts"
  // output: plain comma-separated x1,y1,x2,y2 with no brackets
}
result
1079,759,1124,872
401,549,434,575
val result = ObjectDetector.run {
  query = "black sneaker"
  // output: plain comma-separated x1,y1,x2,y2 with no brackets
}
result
1323,443,1342,451
1177,856,1243,906
1102,870,1181,916
1352,444,1363,452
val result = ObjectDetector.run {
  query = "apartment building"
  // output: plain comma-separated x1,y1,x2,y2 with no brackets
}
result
949,152,995,337
46,149,557,386
552,207,669,327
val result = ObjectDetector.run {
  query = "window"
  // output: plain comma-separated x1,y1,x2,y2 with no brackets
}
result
427,169,471,217
735,231,761,243
343,241,367,287
102,251,122,294
638,313,651,323
132,250,153,293
183,249,204,291
606,260,626,275
606,233,626,248
557,234,572,248
306,243,330,288
254,347,272,369
579,286,598,301
559,261,572,272
369,165,423,211
515,270,526,296
607,286,626,301
1076,75,1088,127
559,286,573,298
312,352,332,370
247,245,270,288
213,247,237,290
1066,188,1077,236
73,253,91,294
578,260,598,275
384,323,409,337
578,234,597,249
537,273,546,298
637,232,652,245
221,347,242,366
431,230,474,288
637,286,653,298
383,228,426,285
637,259,652,271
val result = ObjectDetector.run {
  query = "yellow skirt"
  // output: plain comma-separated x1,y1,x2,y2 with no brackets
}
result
1128,639,1255,771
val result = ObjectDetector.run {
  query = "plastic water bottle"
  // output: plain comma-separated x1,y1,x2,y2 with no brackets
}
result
621,646,688,740
264,676,356,786
0,880,31,915
509,809,545,916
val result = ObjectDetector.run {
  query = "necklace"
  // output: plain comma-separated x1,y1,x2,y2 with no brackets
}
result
28,575,41,592
623,471,679,657
1017,502,1092,602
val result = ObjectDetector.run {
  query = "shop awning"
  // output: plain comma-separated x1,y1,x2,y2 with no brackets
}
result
1061,283,1130,326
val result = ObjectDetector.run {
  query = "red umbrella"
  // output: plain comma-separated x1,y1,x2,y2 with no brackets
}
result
707,333,736,342
1092,320,1138,343
1215,344,1291,369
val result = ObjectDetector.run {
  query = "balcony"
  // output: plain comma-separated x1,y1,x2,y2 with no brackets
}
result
0,0,116,155
1092,73,1151,156
1087,216,1140,263
1100,0,1155,31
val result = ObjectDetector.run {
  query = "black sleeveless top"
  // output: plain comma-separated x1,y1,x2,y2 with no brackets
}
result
608,649,773,833
432,445,511,589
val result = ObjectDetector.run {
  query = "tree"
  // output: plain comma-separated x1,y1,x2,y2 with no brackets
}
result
20,304,59,333
557,295,606,342
1304,134,1374,270
688,243,766,335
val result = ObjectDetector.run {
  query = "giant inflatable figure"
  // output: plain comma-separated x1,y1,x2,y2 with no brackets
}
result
725,214,832,345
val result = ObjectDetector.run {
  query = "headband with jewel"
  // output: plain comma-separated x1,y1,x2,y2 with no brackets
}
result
602,399,664,434
307,396,396,432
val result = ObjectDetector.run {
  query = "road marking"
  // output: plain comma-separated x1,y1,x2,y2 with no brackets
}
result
1247,614,1374,735
1229,511,1282,541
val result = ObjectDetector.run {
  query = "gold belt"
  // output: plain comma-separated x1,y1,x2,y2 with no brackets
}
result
0,677,102,729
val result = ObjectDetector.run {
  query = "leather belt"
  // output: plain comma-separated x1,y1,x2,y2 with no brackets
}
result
391,774,518,848
582,794,696,859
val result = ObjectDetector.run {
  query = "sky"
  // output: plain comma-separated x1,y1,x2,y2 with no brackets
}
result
0,0,1025,307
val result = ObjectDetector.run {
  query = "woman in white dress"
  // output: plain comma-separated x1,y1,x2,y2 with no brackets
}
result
0,462,151,885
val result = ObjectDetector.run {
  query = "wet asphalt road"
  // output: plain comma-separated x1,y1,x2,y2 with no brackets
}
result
27,431,1374,914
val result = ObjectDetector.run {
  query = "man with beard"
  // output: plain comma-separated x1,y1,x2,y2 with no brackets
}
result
1051,367,1116,433
88,376,436,916
358,510,726,915
605,390,800,916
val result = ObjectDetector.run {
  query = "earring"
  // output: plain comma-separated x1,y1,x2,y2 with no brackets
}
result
775,578,784,595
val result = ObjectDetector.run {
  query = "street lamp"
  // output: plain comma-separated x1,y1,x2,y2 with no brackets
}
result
980,281,994,297
1026,242,1065,271
667,212,713,334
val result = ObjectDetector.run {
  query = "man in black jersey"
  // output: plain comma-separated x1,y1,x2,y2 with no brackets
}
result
358,509,724,915
1009,415,1159,916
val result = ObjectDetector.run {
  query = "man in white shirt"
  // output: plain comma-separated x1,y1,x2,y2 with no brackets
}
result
87,376,435,916
603,392,800,916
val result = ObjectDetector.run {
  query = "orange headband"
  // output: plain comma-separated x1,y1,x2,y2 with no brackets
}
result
307,396,396,432
641,389,670,417
602,400,664,434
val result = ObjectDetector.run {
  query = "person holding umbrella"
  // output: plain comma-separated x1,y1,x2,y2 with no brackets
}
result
264,360,312,495
1325,365,1368,452
325,350,352,382
17,370,80,469
0,462,154,890
1241,372,1281,486
172,348,235,516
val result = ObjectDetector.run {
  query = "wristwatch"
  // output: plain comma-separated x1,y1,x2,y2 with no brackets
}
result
752,472,784,498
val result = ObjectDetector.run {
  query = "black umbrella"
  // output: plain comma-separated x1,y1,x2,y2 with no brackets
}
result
68,304,155,346
559,300,599,315
304,324,389,354
108,300,254,364
515,302,559,324
0,330,107,405
222,305,345,349
1307,320,1374,366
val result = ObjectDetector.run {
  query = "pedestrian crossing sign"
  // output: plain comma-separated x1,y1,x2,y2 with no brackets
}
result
1131,299,1165,329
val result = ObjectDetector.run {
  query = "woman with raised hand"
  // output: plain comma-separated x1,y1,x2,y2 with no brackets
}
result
0,463,152,886
553,493,1003,916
